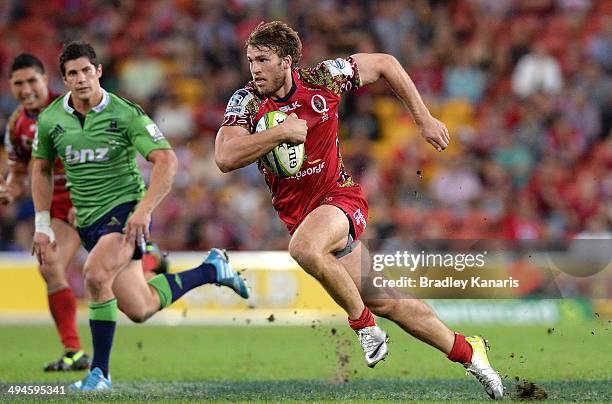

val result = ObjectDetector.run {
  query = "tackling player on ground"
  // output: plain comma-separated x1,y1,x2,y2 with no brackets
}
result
1,54,89,372
216,21,503,400
31,41,249,391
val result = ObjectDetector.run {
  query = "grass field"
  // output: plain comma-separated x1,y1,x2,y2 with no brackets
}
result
0,319,610,402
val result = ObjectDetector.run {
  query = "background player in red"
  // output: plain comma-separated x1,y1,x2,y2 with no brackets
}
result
216,21,503,400
0,53,89,371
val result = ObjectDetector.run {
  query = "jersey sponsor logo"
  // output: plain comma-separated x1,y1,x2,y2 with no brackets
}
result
279,101,302,113
64,145,109,164
145,123,165,142
307,159,322,165
323,58,354,77
289,160,326,180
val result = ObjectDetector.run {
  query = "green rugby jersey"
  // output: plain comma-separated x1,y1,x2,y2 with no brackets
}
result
32,89,172,228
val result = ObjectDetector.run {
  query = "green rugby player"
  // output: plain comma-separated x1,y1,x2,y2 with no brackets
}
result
31,41,249,392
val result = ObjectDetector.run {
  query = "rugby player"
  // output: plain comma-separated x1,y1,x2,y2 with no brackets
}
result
1,53,89,372
1,54,170,372
216,21,503,400
31,41,248,391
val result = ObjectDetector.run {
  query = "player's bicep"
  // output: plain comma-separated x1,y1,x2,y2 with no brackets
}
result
351,53,393,86
31,157,53,175
147,148,178,172
215,125,249,160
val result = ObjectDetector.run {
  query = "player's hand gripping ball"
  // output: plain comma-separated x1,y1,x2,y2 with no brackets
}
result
256,111,305,177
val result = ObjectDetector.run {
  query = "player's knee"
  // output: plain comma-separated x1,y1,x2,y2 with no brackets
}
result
38,262,63,283
122,306,150,323
127,311,148,323
367,299,398,319
289,242,324,275
83,267,113,294
289,240,315,265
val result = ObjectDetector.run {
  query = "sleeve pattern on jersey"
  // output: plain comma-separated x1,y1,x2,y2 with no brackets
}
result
300,56,361,96
221,84,261,133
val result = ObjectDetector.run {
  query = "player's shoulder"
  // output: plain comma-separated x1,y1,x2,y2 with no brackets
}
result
107,92,147,117
38,96,65,121
229,82,262,103
6,106,23,129
298,57,358,92
226,83,263,114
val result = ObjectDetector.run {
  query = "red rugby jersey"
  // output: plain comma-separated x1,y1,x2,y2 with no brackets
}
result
222,57,362,230
4,91,68,196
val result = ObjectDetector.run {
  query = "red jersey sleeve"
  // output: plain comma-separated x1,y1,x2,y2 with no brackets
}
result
4,109,29,164
300,57,361,96
221,86,262,133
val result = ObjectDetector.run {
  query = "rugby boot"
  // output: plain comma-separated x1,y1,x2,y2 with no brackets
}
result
356,325,389,368
69,367,112,391
44,350,89,372
464,335,504,400
206,248,249,299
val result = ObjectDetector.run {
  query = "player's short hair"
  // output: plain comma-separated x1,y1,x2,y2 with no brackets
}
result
59,41,98,76
9,53,45,78
246,21,302,66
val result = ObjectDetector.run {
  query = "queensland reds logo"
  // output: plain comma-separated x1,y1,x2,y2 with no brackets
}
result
311,94,329,114
311,94,330,122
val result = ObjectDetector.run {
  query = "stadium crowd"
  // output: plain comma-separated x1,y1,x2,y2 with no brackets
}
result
0,0,610,252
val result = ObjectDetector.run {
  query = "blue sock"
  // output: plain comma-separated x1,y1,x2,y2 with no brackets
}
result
148,263,217,308
89,299,117,378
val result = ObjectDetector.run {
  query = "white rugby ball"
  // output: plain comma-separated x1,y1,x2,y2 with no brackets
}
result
255,111,305,177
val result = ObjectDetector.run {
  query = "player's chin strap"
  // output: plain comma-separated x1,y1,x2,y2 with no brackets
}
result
35,210,56,243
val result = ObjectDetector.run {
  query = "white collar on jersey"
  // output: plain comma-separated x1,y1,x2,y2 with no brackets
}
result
63,88,110,114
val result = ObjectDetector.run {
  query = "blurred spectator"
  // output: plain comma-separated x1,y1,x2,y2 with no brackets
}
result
429,156,483,210
588,15,612,72
444,49,486,104
153,93,196,141
512,40,563,97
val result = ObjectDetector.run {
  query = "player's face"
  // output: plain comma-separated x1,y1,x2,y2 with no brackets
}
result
9,67,49,112
247,46,290,97
63,57,102,103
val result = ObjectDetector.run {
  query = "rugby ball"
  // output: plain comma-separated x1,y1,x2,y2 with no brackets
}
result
255,111,305,177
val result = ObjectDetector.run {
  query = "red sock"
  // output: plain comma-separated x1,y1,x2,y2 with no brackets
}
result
48,288,81,351
348,306,376,330
447,333,473,364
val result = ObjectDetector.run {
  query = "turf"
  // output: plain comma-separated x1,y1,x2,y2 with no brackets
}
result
0,320,610,402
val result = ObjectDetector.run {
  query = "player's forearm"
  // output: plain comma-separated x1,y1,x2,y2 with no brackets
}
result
137,151,178,214
6,163,28,198
31,159,53,212
216,126,285,172
382,56,432,126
